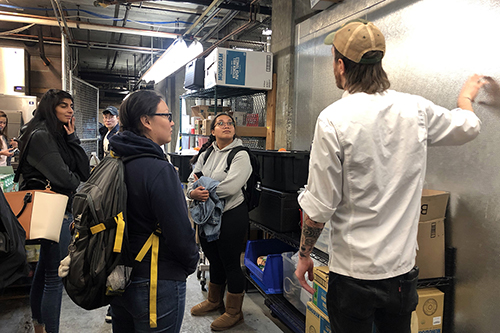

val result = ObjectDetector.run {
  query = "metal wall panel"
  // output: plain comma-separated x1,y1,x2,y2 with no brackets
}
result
295,0,500,332
71,77,99,158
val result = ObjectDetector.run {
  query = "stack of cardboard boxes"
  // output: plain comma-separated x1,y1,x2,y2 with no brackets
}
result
305,189,449,333
414,189,449,333
306,266,331,333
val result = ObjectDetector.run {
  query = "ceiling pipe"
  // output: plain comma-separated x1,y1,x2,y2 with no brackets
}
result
0,34,166,55
110,4,131,71
105,3,121,70
95,0,271,16
128,1,249,21
0,11,180,39
37,26,51,66
183,0,224,37
192,7,221,38
200,10,239,42
162,0,271,16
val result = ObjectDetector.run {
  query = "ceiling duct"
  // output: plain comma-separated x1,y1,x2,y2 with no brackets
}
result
0,11,180,39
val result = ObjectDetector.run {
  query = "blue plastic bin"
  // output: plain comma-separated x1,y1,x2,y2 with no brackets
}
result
244,239,297,294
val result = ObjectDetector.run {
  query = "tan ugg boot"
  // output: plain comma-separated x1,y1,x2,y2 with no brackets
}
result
210,292,244,331
191,282,225,316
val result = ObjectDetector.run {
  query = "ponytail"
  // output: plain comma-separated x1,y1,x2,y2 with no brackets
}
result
190,134,215,164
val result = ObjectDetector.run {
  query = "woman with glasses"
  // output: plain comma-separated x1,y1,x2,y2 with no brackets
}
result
0,111,15,166
187,113,252,331
107,89,199,333
17,89,90,333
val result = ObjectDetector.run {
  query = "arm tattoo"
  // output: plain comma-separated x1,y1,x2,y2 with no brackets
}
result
299,215,324,258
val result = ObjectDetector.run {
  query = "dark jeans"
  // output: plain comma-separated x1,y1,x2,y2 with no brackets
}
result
199,202,249,294
110,278,186,333
326,267,419,333
30,212,72,333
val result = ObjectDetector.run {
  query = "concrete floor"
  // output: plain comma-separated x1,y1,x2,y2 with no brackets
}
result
0,272,293,333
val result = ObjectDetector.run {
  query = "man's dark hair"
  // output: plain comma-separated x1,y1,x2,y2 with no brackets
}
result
334,47,390,94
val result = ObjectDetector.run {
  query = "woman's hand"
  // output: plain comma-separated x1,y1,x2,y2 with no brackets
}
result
0,147,14,157
191,186,209,202
64,116,75,135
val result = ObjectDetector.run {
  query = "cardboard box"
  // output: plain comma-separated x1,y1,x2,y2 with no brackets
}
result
313,266,329,315
232,111,246,126
416,288,444,333
194,119,203,135
204,47,273,90
420,189,449,222
313,281,328,316
313,266,329,290
306,301,332,333
310,0,341,10
416,218,445,279
201,118,213,136
191,105,230,119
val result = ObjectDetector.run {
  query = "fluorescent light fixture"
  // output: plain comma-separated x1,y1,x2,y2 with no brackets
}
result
141,38,203,84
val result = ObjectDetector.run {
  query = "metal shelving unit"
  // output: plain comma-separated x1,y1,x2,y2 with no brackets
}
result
245,269,305,333
179,86,269,150
248,220,456,333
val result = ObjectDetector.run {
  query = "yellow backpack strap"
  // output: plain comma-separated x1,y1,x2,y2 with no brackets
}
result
113,212,125,253
135,227,162,328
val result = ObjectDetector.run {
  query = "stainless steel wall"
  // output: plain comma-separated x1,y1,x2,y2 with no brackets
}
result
294,0,500,332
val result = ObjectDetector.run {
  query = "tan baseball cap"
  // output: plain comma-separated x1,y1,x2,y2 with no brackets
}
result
324,19,385,64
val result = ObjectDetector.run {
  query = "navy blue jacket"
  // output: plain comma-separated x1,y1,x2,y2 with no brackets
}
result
109,131,199,281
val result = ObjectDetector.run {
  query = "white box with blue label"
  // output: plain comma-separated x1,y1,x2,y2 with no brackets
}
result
204,47,273,90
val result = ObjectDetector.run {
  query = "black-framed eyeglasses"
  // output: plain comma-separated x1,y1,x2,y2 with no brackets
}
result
215,121,234,128
154,113,173,122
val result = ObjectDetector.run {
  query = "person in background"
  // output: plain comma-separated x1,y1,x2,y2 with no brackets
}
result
17,89,90,333
108,90,199,333
98,105,119,160
99,107,118,322
187,113,252,331
0,111,15,166
295,19,487,333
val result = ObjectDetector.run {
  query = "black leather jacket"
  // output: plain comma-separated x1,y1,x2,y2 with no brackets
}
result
19,122,90,208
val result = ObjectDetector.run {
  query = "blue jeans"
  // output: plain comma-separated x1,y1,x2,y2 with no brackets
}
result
110,278,186,333
30,212,72,333
326,267,419,333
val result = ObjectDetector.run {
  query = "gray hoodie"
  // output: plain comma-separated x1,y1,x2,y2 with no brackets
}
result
187,138,252,212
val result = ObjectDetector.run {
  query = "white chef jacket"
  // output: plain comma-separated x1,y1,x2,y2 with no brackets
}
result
298,90,481,280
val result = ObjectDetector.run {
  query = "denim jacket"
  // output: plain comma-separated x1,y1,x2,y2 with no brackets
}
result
190,176,225,242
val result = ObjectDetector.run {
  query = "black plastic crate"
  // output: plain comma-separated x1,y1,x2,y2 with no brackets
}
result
184,58,205,90
249,187,301,233
252,150,310,192
167,152,195,182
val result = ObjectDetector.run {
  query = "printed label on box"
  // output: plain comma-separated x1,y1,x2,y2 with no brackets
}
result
432,316,442,325
246,113,259,126
313,282,328,315
225,50,246,86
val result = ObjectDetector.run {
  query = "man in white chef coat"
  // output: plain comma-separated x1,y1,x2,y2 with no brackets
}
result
295,19,487,333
